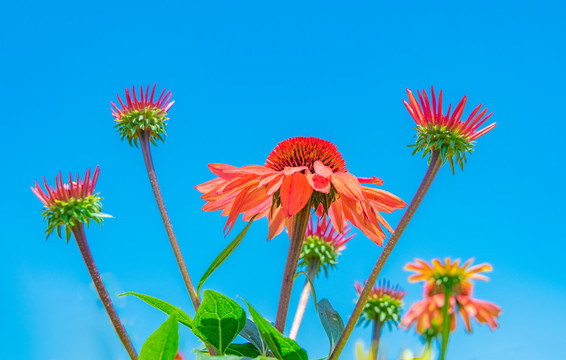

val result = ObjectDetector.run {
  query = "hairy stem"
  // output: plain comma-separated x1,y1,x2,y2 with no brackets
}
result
289,260,320,340
139,131,200,311
370,320,383,360
439,287,453,360
275,206,311,333
71,225,138,360
329,151,442,360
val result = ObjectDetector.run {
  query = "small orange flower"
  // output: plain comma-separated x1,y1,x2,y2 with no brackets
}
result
405,257,492,295
402,285,501,333
196,137,405,245
402,258,501,334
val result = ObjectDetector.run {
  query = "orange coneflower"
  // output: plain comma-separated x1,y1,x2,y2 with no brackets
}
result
402,283,501,334
405,257,492,295
402,258,501,334
404,87,496,171
196,136,405,245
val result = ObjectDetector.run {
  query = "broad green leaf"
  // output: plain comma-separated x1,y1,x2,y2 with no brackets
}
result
317,298,344,355
195,355,270,360
225,343,261,358
139,313,179,360
120,292,193,329
240,319,268,356
197,216,257,295
193,290,247,355
244,300,308,360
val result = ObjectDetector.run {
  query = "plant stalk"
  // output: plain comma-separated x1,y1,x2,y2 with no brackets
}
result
439,287,453,360
71,224,138,360
139,131,201,311
328,151,442,360
275,206,311,333
289,260,320,340
370,320,383,360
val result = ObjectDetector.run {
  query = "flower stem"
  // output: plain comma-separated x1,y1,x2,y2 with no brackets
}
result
439,287,453,360
289,260,320,340
139,131,201,311
71,224,138,360
328,151,442,360
275,206,312,333
370,320,383,360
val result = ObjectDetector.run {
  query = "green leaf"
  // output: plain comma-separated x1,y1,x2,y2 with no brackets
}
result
240,319,269,356
244,300,308,360
139,313,179,360
294,271,318,312
317,298,344,355
193,290,247,355
195,355,270,360
226,343,261,358
120,292,193,329
197,216,257,295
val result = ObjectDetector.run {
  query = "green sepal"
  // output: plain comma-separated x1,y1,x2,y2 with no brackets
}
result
42,194,108,241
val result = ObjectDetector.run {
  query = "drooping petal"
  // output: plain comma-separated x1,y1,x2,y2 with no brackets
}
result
279,173,313,217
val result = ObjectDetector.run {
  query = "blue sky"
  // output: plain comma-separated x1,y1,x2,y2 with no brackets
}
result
1,1,565,359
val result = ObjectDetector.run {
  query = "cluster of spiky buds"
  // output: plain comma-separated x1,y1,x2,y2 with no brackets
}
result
298,216,354,276
355,280,406,328
31,167,110,241
404,87,496,172
111,84,174,146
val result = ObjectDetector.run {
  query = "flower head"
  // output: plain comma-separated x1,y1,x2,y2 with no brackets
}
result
111,84,174,146
31,166,110,241
298,216,355,276
402,257,502,334
405,258,492,296
402,285,501,334
404,87,496,172
355,279,406,328
196,136,406,245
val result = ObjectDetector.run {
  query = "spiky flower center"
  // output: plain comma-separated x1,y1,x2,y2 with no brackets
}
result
265,137,347,173
299,235,340,277
360,294,404,327
42,195,106,241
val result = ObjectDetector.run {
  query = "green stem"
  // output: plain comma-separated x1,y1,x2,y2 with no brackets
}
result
289,259,320,339
275,206,312,333
370,320,383,360
71,225,138,360
139,131,201,311
439,287,453,360
328,151,442,360
423,337,432,360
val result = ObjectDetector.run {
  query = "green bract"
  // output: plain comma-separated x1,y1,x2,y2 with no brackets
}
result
115,107,168,147
410,125,473,173
299,234,340,277
359,294,404,329
41,194,109,241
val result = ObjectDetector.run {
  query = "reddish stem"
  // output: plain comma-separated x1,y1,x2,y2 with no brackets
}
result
71,224,138,360
328,151,442,360
275,206,311,333
139,131,201,311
